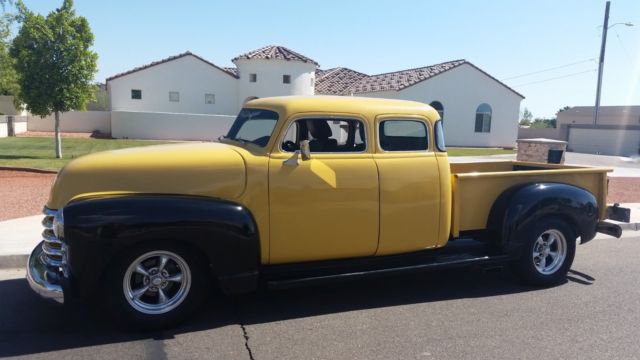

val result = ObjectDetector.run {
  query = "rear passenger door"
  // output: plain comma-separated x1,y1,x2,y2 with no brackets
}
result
373,116,442,255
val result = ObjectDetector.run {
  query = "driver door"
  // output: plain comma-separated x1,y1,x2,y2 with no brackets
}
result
268,117,379,264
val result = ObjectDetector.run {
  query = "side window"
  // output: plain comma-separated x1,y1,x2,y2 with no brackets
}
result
281,118,366,153
379,120,428,151
435,120,446,152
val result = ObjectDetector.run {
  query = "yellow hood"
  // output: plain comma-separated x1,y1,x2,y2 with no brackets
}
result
47,142,246,209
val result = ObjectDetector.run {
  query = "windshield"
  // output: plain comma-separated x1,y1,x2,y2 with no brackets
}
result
225,108,279,147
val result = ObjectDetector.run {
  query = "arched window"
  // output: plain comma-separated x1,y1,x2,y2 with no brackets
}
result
429,101,444,122
475,103,492,133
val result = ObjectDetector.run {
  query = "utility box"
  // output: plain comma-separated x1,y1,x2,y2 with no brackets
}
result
516,138,568,164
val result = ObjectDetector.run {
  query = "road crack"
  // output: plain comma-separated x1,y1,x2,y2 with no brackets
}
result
235,303,256,360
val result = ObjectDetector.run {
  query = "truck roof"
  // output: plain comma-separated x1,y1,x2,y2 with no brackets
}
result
246,96,438,121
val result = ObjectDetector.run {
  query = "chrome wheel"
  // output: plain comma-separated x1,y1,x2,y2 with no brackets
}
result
532,229,567,275
123,250,192,315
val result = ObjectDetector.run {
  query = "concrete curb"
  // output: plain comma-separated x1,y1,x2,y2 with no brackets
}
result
0,166,58,174
0,255,28,269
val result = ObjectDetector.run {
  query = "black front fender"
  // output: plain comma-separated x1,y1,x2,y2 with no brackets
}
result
63,195,260,297
488,183,599,256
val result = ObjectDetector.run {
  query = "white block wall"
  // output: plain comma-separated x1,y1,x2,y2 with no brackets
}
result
27,111,111,133
111,111,235,141
0,117,27,137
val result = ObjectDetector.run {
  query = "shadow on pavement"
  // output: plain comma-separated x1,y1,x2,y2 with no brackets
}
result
0,266,592,357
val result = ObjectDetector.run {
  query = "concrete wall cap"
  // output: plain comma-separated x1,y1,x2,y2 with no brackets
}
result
516,138,567,144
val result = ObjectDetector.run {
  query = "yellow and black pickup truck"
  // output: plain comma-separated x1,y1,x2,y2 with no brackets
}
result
28,96,630,328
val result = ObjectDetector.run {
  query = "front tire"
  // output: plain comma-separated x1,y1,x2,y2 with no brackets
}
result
107,243,209,330
513,218,577,287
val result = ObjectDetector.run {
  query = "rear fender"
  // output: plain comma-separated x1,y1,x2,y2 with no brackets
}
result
487,183,598,256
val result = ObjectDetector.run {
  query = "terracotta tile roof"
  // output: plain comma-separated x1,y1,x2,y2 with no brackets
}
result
232,45,319,66
106,51,239,82
223,67,238,76
348,60,467,93
314,60,524,99
315,67,369,95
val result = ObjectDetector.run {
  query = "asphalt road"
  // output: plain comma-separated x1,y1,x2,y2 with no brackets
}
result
1,233,639,360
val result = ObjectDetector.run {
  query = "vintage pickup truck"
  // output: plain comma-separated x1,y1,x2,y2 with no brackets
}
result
28,96,630,328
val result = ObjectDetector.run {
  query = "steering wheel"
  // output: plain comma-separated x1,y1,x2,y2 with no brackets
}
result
282,140,297,152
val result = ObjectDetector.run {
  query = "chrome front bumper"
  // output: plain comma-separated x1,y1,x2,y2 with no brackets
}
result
26,207,67,304
27,241,65,304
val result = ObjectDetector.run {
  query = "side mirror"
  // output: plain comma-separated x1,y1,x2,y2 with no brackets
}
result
283,140,311,167
300,140,311,161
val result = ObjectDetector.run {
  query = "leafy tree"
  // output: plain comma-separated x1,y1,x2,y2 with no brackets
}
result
519,107,533,127
531,118,556,129
86,83,109,111
0,8,20,136
10,0,97,158
0,0,12,11
0,13,19,97
557,106,571,113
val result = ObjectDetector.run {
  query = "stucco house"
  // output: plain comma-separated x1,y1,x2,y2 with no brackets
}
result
106,45,524,147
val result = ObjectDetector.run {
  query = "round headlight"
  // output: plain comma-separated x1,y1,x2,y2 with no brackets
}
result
53,209,64,239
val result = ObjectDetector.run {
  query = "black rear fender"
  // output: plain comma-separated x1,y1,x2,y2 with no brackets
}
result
487,183,599,256
63,195,260,297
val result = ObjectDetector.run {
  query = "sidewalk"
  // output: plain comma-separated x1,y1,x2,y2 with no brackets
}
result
2,204,639,269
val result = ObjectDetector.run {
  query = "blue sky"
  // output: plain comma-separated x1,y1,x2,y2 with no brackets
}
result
11,0,640,118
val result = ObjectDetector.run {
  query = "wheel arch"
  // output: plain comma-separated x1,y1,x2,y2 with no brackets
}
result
487,182,598,256
62,194,261,298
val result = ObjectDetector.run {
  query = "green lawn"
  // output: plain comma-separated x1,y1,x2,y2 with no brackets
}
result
447,147,515,157
0,137,173,171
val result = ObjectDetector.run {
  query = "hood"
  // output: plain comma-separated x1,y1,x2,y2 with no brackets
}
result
47,142,246,209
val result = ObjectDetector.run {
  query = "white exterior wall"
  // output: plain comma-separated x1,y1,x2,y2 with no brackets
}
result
27,111,111,133
108,55,238,115
234,59,315,109
358,64,522,148
111,111,235,141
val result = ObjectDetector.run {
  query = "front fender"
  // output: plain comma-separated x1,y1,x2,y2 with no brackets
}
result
63,195,260,297
488,183,598,256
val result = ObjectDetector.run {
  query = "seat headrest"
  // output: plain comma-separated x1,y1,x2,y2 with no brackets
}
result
307,120,332,139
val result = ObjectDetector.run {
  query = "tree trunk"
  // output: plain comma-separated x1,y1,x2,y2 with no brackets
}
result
7,116,15,137
54,111,62,159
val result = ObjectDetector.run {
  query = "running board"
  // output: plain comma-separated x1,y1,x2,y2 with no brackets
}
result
266,254,510,290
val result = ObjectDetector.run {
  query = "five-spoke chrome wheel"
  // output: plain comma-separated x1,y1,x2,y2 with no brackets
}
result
123,250,192,315
532,229,567,275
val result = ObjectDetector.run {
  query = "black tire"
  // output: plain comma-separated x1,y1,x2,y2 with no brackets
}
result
106,242,209,330
513,218,577,287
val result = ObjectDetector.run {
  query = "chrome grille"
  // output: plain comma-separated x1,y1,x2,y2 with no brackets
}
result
42,208,63,267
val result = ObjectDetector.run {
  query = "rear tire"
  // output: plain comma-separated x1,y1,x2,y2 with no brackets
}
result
513,218,576,287
106,242,209,330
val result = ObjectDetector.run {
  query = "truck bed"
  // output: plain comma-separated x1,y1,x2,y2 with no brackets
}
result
450,161,611,237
